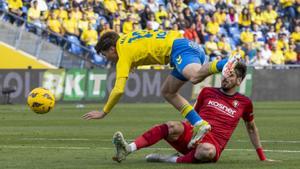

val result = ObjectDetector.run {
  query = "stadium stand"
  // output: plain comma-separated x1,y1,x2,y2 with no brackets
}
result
0,42,56,68
1,0,300,66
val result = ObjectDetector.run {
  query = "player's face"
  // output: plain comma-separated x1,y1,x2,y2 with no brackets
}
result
102,47,118,63
221,71,242,91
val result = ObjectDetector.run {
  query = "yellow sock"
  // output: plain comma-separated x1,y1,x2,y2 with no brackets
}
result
180,104,194,118
208,60,219,74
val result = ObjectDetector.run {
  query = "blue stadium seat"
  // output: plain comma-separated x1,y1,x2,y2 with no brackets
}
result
229,27,240,37
91,53,107,66
66,35,83,55
219,27,228,37
228,37,237,50
0,0,7,11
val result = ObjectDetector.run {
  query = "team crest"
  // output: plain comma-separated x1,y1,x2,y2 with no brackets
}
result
176,55,182,64
233,100,239,108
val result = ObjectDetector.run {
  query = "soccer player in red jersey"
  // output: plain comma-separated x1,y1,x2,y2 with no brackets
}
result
112,62,275,163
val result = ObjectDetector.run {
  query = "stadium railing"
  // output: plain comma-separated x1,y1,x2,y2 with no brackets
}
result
0,9,106,69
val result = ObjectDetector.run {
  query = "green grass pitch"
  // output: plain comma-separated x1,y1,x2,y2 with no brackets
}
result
0,102,300,169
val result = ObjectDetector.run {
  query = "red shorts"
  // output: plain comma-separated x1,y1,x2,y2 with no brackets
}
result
166,121,221,162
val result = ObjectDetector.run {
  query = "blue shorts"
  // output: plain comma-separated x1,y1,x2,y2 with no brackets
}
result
170,39,206,81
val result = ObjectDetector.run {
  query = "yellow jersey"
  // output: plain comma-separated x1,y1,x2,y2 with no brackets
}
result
122,21,133,34
280,0,295,8
263,10,278,24
232,49,246,59
284,50,297,62
81,29,98,46
218,41,231,52
27,7,41,22
116,30,182,78
205,41,218,55
102,30,182,114
238,15,251,27
213,12,226,25
54,9,68,21
155,10,168,24
103,0,118,13
277,40,288,50
291,32,300,42
7,0,23,10
240,31,254,43
63,19,78,34
206,21,220,35
47,19,61,33
252,13,264,25
271,50,285,64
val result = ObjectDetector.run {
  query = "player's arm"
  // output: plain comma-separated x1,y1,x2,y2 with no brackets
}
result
83,52,132,120
243,100,274,162
103,77,127,113
82,77,127,120
244,120,267,161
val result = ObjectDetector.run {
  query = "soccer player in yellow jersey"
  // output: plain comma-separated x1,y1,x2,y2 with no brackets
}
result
82,30,235,147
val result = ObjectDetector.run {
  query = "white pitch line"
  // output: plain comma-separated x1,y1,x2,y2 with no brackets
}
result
1,145,300,153
21,138,90,141
19,138,300,144
0,145,91,150
236,140,300,144
225,148,300,153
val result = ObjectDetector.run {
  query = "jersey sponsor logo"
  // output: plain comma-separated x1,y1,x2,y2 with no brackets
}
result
233,100,239,108
207,100,236,117
176,55,182,64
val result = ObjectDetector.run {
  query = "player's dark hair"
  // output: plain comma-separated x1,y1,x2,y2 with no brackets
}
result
234,62,247,80
95,31,120,53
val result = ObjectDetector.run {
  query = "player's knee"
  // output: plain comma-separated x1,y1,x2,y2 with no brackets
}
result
194,143,216,162
161,86,172,99
165,121,184,141
188,75,206,84
189,77,201,85
166,121,182,134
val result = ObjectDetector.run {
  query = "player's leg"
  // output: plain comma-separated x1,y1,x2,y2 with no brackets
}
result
161,70,210,147
146,122,217,163
167,40,230,146
176,143,216,163
146,124,219,163
182,60,228,84
147,143,216,163
112,121,185,163
160,74,189,110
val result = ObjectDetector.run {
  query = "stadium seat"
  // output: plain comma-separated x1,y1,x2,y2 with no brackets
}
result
91,53,107,66
219,27,228,37
66,35,83,55
229,27,240,37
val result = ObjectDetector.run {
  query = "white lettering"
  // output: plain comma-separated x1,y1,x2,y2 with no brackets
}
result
90,74,106,95
208,100,236,117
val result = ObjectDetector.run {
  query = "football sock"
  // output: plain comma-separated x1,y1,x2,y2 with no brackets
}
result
180,104,202,126
134,124,169,150
165,156,178,163
176,149,198,163
128,143,137,152
208,58,228,73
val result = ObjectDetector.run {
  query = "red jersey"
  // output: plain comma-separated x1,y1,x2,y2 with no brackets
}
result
194,87,254,151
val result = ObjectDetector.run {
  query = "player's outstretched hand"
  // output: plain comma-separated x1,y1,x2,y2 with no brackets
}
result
82,111,107,120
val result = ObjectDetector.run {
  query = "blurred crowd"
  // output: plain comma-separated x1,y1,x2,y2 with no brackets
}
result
2,0,300,66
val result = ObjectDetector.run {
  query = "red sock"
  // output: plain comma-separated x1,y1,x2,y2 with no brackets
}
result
176,150,198,163
134,124,168,149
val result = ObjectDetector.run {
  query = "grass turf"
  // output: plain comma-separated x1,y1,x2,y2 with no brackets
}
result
0,102,300,169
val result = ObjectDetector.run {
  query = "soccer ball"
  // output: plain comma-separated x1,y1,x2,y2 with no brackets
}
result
27,87,55,114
